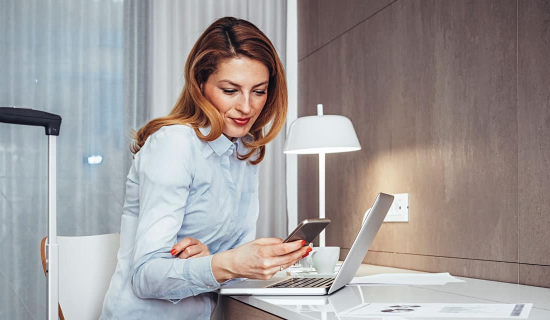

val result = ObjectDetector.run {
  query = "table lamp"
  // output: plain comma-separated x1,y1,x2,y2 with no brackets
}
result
284,104,361,247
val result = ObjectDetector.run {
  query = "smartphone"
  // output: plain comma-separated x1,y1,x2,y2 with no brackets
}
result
283,218,331,244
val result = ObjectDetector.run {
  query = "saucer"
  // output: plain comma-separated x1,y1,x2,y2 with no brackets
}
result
288,263,342,278
289,270,337,278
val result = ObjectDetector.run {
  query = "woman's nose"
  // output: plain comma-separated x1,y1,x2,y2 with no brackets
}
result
236,94,252,114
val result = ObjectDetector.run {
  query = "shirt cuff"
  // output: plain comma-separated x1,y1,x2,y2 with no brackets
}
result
184,255,221,290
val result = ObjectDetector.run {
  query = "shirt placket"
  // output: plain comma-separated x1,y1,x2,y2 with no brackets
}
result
220,144,239,228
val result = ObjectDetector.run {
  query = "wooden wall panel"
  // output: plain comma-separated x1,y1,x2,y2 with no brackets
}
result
298,0,550,287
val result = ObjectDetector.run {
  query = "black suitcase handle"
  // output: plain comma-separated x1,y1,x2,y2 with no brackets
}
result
0,107,62,136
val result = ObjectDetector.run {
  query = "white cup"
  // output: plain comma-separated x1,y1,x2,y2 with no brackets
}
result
298,244,314,270
311,246,340,274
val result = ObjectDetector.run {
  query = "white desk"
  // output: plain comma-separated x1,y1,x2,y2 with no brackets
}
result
220,264,550,319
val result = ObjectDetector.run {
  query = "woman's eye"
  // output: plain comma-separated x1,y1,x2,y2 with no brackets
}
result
254,90,266,96
222,89,237,95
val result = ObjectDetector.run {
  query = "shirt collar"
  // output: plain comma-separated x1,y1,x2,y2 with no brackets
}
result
199,126,236,157
235,135,251,155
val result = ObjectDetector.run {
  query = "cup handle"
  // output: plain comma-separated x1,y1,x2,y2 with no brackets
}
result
308,250,316,268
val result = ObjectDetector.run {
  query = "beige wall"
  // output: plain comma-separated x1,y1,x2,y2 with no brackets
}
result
297,0,550,287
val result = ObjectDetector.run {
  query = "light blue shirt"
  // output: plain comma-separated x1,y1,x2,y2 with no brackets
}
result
101,125,260,319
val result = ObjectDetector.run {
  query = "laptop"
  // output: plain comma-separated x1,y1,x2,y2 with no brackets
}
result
219,192,394,296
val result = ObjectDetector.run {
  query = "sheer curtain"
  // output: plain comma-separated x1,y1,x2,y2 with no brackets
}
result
1,1,287,319
0,1,124,319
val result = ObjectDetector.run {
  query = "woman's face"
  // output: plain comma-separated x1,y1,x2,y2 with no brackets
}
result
201,56,269,139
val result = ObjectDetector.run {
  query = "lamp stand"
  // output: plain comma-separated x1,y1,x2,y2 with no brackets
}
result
319,152,325,247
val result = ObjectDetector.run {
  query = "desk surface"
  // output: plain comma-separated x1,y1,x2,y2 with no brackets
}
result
228,264,550,320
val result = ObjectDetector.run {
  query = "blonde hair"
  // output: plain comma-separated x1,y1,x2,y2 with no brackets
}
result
131,17,287,165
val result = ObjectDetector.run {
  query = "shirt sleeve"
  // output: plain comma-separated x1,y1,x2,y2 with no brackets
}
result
130,126,220,303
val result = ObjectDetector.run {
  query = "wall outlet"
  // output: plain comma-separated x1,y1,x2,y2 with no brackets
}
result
384,193,409,222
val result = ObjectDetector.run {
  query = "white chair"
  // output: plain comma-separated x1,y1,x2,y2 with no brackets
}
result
41,234,120,320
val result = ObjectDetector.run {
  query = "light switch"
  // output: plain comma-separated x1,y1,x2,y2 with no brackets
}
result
384,193,409,222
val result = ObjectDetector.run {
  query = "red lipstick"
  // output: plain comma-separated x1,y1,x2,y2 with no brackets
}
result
232,118,250,126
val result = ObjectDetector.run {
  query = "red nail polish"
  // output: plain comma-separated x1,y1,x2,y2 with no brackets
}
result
301,240,306,246
306,247,312,253
302,252,309,258
170,249,176,255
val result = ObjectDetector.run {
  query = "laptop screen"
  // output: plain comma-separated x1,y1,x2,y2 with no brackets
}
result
328,193,394,294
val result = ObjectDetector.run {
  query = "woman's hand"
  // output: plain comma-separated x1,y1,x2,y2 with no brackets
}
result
170,237,210,259
211,238,311,282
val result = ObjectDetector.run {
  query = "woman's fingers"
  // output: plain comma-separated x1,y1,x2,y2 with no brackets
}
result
264,256,303,279
267,239,306,257
280,259,298,271
251,240,309,274
171,237,200,256
226,238,311,280
177,244,204,259
256,245,310,273
271,246,311,267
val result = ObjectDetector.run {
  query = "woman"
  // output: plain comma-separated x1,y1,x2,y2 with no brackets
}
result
100,17,311,319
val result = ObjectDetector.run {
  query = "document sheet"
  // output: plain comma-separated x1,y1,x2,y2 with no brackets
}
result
339,303,533,318
349,272,464,286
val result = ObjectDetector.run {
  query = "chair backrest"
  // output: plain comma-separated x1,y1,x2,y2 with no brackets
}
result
41,234,120,320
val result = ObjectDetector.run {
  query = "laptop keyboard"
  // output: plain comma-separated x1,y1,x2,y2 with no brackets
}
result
267,277,334,289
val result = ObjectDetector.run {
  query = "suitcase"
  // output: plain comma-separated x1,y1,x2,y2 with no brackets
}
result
0,107,62,320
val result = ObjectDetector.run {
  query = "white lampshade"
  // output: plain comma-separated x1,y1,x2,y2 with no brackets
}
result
284,105,361,154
